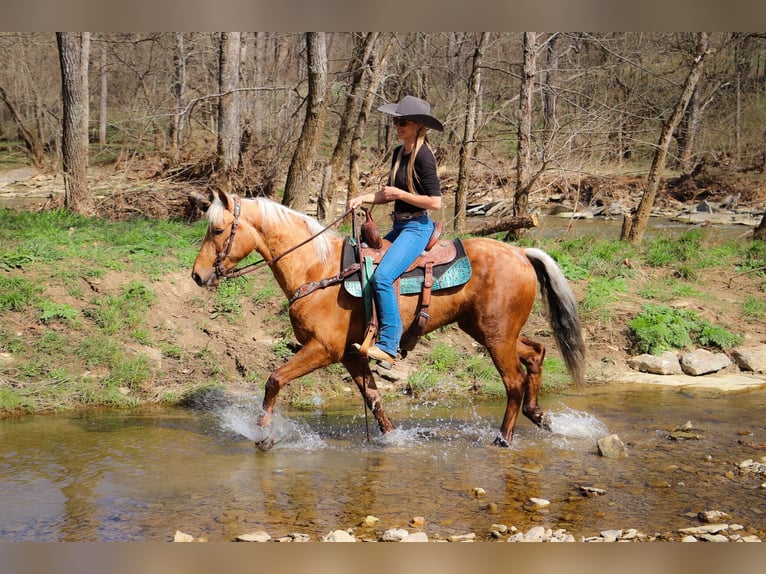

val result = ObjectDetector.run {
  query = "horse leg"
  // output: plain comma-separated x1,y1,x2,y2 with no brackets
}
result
518,336,550,430
486,342,527,448
342,355,395,434
257,340,332,448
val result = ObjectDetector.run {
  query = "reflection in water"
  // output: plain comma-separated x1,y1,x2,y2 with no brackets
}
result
1,386,765,541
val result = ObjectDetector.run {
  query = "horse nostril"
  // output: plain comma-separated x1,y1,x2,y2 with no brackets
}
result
191,271,202,286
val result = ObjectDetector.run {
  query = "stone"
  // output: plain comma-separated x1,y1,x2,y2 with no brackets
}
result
173,530,195,542
628,352,682,375
678,524,729,535
698,510,729,523
236,530,271,542
448,533,476,542
360,515,379,527
472,487,486,497
401,532,429,542
381,528,409,542
731,346,766,373
523,526,548,542
409,516,425,527
680,349,732,376
323,530,356,542
597,434,628,458
528,497,550,508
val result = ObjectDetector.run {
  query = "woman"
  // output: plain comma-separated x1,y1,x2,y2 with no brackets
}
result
347,95,444,366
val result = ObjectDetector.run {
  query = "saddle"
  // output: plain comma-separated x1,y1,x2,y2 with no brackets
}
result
340,236,472,355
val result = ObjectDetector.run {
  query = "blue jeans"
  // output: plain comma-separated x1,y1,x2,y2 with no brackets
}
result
371,214,434,356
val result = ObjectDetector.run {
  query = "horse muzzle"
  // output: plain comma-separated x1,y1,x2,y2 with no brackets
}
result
191,270,219,288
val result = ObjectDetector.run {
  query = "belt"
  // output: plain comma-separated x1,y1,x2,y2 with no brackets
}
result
393,210,427,221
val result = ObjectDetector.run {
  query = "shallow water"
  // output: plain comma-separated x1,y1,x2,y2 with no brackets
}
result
1,385,765,541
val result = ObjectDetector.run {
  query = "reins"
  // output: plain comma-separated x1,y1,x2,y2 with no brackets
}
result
215,196,353,280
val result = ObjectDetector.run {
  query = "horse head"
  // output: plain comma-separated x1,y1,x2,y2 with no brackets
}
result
191,189,255,287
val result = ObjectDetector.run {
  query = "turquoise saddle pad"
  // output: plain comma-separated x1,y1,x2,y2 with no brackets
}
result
341,238,472,298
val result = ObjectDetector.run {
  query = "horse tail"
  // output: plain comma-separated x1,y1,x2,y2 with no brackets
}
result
524,248,586,388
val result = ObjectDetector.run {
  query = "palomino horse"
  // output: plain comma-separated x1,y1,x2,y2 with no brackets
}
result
191,190,585,448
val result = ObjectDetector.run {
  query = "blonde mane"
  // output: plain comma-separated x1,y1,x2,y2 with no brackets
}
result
207,195,336,265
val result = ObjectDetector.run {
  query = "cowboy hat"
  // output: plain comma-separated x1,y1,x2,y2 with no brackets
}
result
377,95,444,132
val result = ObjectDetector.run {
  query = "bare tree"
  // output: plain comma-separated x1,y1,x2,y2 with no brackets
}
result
513,32,537,224
216,32,241,180
0,83,45,168
57,32,91,214
98,39,108,147
454,32,489,233
168,32,187,159
347,35,392,206
282,32,328,211
753,212,766,241
317,33,378,221
621,33,710,244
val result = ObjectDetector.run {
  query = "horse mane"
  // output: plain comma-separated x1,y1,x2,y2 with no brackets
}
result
207,195,336,265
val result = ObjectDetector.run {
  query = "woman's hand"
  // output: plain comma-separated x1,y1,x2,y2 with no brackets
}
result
347,193,372,210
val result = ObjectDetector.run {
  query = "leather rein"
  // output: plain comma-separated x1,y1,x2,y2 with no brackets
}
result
214,196,353,282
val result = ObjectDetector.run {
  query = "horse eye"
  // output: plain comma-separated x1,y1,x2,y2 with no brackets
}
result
212,227,225,236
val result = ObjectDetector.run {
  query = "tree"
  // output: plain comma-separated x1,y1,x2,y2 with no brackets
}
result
0,83,45,168
57,32,92,215
282,32,328,211
347,34,392,205
318,33,378,222
753,212,766,241
168,32,187,159
216,32,241,180
454,32,489,233
621,33,710,244
512,32,537,233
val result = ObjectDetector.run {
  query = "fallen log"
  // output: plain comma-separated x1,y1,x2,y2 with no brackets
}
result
464,214,538,236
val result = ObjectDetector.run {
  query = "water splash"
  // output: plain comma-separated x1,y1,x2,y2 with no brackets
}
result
542,403,609,448
217,401,326,451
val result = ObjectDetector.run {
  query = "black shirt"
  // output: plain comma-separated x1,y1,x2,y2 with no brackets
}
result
390,144,442,214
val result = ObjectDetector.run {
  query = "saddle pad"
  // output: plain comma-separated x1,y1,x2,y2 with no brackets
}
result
342,238,472,298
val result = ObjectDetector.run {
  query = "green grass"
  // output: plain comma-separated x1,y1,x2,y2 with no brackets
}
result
84,280,155,334
628,304,743,354
0,276,42,311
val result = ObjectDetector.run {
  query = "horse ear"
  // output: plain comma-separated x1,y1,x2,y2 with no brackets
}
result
188,191,211,212
213,189,237,213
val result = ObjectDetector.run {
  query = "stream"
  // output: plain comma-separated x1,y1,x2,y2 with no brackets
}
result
1,384,764,541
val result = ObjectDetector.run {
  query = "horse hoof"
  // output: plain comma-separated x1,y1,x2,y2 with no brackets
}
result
540,414,552,432
493,435,512,448
254,436,275,451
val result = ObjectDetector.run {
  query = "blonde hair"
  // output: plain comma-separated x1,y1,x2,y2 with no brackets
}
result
389,125,434,194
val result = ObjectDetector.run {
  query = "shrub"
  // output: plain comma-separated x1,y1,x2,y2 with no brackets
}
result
628,304,742,354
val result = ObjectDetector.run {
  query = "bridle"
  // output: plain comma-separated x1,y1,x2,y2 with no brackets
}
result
213,195,353,280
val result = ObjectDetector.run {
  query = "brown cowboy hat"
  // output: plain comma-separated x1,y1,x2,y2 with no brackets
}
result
377,95,444,132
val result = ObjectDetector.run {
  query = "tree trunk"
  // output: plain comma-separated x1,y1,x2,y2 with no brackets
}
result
677,82,701,171
454,32,489,234
348,35,392,203
622,32,710,244
168,32,187,159
216,32,241,179
318,33,379,222
542,33,561,153
513,32,536,225
282,32,328,212
753,212,766,241
98,40,108,147
464,214,538,236
57,32,92,215
0,84,45,168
